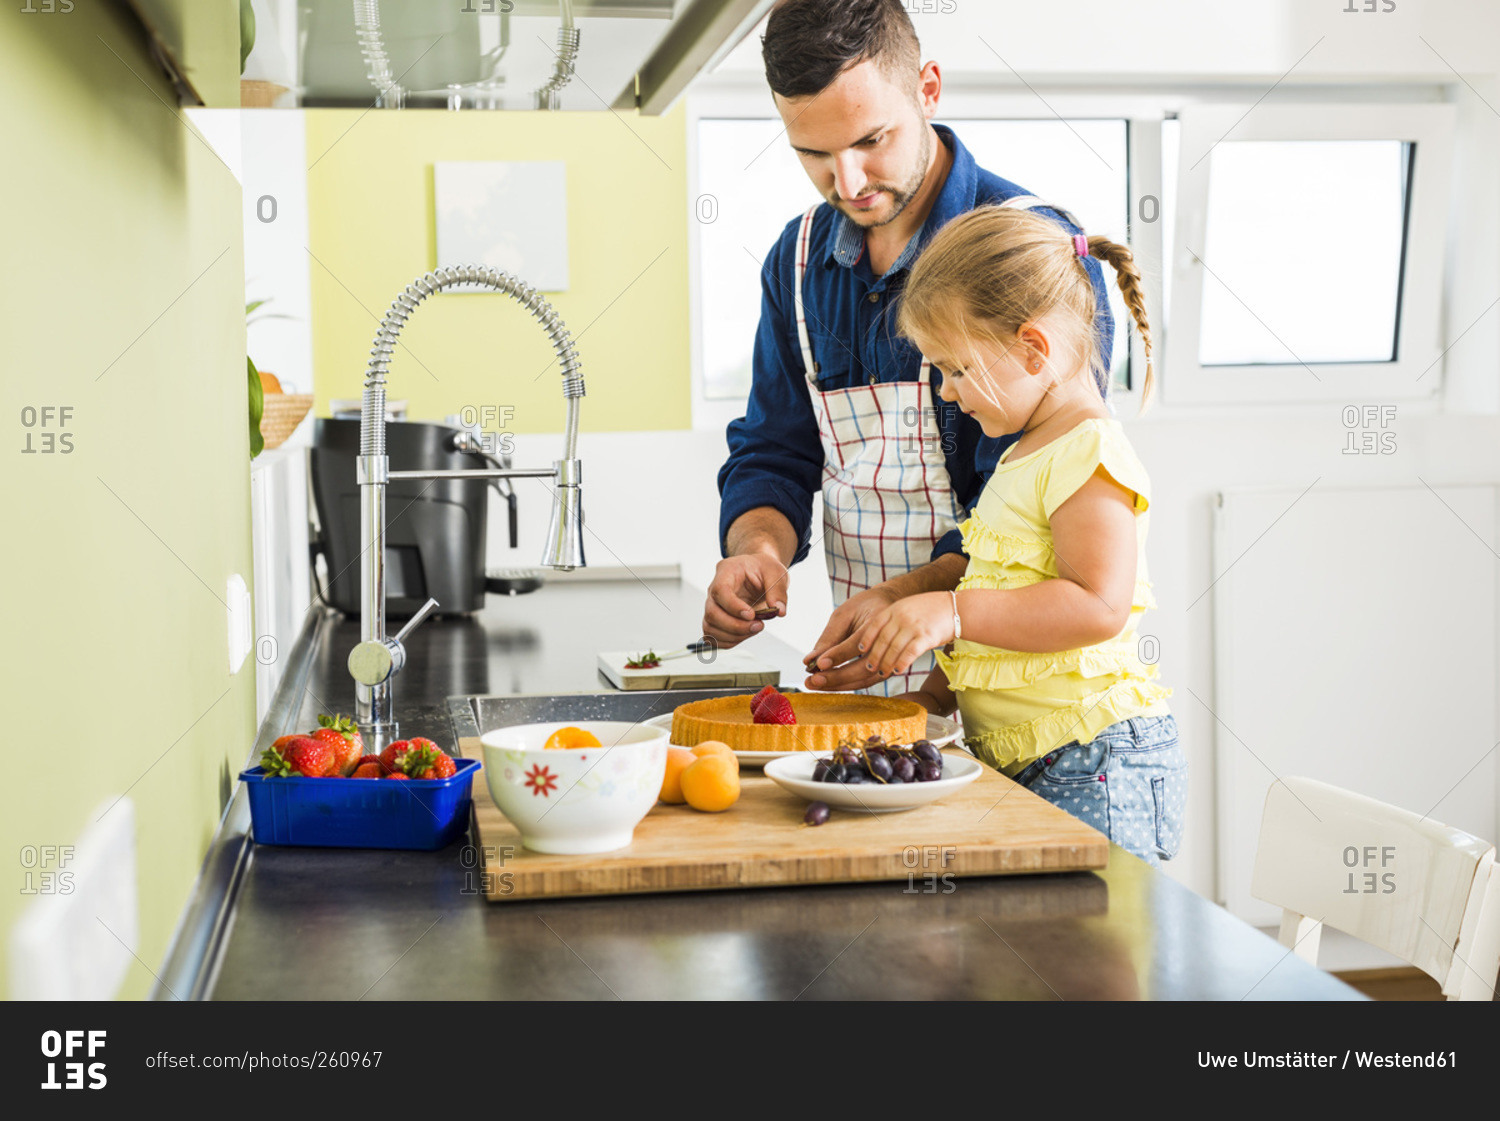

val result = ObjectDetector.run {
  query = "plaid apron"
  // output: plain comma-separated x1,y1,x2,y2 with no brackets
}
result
793,205,963,697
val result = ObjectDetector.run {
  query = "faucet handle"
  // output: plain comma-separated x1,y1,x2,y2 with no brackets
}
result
348,641,395,687
393,597,440,645
348,598,440,687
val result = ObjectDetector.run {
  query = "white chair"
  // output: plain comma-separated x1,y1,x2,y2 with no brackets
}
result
1251,776,1500,1000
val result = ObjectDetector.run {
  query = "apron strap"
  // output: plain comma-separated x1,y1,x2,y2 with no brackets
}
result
793,205,819,383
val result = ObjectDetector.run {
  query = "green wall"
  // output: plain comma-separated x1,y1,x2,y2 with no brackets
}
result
305,105,691,431
0,1,252,998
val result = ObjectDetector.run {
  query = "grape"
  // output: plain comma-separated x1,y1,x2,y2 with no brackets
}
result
865,751,893,783
891,754,916,783
828,763,848,783
916,760,943,782
913,741,943,766
812,759,832,783
804,801,831,826
843,769,869,784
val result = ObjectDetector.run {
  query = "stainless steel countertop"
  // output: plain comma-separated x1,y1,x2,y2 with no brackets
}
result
166,578,1363,1001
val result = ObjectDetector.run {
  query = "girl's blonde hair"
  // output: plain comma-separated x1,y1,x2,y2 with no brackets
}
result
897,206,1155,409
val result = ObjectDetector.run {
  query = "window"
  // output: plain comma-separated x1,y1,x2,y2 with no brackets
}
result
691,116,1132,406
695,118,822,402
1198,140,1411,367
1167,104,1453,403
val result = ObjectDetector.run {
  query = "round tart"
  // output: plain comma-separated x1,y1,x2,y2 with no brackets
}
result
670,693,927,754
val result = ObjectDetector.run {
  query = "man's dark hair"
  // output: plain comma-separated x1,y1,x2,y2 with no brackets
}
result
762,0,922,100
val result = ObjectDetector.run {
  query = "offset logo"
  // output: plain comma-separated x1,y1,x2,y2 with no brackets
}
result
40,1030,106,1090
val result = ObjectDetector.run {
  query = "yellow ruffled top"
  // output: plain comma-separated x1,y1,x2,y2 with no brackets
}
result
934,418,1172,775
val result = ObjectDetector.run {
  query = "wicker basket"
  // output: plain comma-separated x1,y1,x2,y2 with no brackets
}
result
240,80,290,109
259,394,314,451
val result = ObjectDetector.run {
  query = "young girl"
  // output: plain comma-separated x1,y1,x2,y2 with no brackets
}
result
851,205,1185,866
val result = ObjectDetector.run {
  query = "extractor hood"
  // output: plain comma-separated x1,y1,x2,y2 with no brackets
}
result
238,0,773,112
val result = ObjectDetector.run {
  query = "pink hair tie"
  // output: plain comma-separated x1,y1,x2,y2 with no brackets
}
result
1073,233,1089,257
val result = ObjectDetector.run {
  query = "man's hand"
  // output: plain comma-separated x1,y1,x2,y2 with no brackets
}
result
703,552,789,647
801,584,901,691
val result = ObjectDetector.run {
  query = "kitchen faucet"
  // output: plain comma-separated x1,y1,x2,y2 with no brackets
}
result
346,265,586,749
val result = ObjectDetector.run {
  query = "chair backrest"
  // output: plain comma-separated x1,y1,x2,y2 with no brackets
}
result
1251,776,1499,999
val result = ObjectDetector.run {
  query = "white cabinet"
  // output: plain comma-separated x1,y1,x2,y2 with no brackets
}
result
249,422,313,725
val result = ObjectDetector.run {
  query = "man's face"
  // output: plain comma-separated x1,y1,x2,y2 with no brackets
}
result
776,58,938,230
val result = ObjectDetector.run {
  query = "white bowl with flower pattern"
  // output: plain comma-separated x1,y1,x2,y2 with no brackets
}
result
479,721,669,854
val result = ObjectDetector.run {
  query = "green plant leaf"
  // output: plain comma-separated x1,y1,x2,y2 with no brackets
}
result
240,0,256,74
248,355,264,459
247,297,295,327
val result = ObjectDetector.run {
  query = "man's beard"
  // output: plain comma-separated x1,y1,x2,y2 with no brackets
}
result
835,124,934,229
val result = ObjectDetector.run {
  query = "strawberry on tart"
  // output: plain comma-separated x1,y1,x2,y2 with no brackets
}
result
670,686,927,754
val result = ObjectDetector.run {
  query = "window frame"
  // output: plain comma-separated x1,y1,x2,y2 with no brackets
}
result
687,82,1459,426
1165,102,1455,405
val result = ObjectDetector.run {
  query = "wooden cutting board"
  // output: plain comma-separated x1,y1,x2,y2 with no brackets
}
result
458,738,1108,901
596,649,781,691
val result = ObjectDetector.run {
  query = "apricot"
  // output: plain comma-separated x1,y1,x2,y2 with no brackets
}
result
691,740,739,773
543,725,602,751
659,746,696,804
680,753,740,812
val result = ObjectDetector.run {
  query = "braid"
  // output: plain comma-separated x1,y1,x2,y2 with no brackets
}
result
1085,236,1155,409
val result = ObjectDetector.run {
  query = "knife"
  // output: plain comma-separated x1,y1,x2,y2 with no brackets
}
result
625,639,716,667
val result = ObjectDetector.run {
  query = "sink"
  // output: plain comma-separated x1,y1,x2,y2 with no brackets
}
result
447,688,792,743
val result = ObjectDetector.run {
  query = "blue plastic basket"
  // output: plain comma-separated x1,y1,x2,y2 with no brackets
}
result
240,757,479,850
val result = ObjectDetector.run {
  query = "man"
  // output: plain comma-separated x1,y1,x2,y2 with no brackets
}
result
703,0,1114,695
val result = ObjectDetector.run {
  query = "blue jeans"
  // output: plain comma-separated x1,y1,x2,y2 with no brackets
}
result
1011,713,1186,867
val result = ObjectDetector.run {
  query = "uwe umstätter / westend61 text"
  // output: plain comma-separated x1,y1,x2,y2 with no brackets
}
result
1198,1052,1458,1070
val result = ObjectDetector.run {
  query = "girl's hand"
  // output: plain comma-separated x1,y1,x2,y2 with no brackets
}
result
852,592,955,678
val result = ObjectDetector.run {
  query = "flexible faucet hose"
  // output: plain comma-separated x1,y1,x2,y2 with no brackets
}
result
360,265,585,458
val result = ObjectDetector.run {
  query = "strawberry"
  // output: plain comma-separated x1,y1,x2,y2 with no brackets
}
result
750,685,778,720
405,736,441,760
751,686,796,725
313,714,364,776
350,762,384,779
405,744,457,780
385,772,410,781
261,735,335,777
354,754,383,771
378,739,412,775
378,736,444,776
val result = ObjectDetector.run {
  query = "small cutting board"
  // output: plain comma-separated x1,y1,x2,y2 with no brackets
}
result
458,738,1109,902
597,649,781,691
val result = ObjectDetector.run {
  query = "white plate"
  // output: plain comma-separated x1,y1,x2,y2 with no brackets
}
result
763,751,983,812
643,713,964,767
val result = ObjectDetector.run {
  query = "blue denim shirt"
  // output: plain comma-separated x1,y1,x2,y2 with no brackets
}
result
717,124,1116,566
